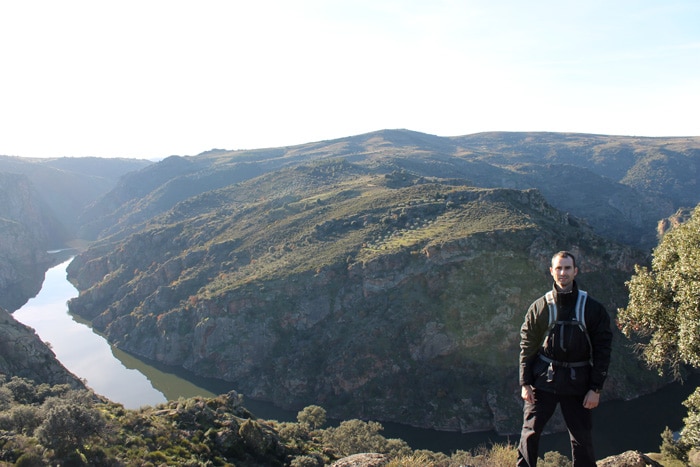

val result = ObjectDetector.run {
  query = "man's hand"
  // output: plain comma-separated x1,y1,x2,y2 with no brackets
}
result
521,385,534,403
583,389,600,409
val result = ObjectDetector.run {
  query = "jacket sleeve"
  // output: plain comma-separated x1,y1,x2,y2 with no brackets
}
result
519,298,548,386
586,299,613,391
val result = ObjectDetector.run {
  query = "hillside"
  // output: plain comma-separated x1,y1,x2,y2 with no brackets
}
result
67,157,662,434
0,308,84,388
78,130,700,251
0,376,662,466
0,173,65,310
0,155,151,239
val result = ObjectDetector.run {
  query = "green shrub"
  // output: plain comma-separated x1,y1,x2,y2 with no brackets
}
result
539,450,572,467
297,405,327,430
661,426,688,463
15,451,45,467
3,405,42,434
5,377,37,405
35,402,106,455
321,419,410,458
290,454,323,467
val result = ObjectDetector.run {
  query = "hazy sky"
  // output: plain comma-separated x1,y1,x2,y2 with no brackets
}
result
1,1,698,159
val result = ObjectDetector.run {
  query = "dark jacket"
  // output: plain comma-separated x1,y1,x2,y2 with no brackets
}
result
519,281,612,395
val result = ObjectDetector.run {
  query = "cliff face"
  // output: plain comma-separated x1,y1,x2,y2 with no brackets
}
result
0,307,84,388
0,173,58,311
66,170,655,434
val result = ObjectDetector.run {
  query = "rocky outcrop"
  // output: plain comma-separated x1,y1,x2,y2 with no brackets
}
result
0,173,58,310
597,450,663,467
0,307,84,388
329,450,664,467
331,453,387,467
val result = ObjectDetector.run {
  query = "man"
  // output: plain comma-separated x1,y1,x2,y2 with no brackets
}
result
517,251,612,466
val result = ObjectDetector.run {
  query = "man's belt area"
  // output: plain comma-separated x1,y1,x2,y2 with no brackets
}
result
538,354,591,368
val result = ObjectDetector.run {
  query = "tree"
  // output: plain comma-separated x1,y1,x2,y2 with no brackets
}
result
297,405,327,430
321,419,410,458
618,204,700,378
618,204,700,450
35,401,106,455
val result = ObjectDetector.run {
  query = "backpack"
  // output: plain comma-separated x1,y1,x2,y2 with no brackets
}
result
539,290,593,380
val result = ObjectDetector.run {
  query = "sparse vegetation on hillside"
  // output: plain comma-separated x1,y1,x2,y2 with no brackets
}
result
78,130,700,250
0,375,559,467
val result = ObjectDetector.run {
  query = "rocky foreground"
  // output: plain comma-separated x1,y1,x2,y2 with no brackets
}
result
331,450,663,466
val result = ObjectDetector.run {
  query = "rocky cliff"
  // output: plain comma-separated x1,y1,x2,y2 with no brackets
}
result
0,173,61,311
66,164,659,434
0,307,84,388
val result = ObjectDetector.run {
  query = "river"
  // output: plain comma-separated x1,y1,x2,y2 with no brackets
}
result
11,258,698,458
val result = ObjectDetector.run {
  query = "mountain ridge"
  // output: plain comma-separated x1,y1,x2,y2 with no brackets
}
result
78,129,700,250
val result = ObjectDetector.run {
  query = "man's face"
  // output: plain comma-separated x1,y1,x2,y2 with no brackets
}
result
550,255,578,290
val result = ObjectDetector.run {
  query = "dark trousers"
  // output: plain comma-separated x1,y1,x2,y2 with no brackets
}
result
517,389,595,467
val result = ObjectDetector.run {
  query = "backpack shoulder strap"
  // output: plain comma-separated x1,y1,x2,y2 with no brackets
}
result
545,290,557,328
576,290,588,328
576,290,593,364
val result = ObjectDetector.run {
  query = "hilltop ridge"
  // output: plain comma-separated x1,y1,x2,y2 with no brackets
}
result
79,129,700,249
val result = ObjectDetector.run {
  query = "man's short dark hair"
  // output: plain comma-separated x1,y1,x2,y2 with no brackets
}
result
552,250,577,269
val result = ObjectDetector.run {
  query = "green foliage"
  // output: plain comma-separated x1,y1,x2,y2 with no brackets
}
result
14,451,45,467
290,454,324,467
682,388,700,449
5,377,38,405
619,204,700,378
618,204,700,453
35,400,106,455
321,419,412,458
0,405,42,434
539,450,572,466
660,426,688,463
297,404,327,430
0,376,595,466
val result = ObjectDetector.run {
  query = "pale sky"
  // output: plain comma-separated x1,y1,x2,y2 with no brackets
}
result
1,0,698,160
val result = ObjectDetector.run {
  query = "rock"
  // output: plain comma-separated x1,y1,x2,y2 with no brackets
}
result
0,308,84,388
0,173,58,311
331,453,387,467
597,450,662,467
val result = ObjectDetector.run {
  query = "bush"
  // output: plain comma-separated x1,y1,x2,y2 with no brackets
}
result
661,426,688,463
297,405,327,430
539,450,572,466
290,454,323,467
0,386,13,410
480,443,518,467
5,377,37,405
35,402,106,455
321,419,410,458
15,451,44,467
0,405,42,434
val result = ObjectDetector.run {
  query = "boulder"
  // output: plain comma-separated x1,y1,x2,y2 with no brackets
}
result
331,453,387,467
597,450,662,467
